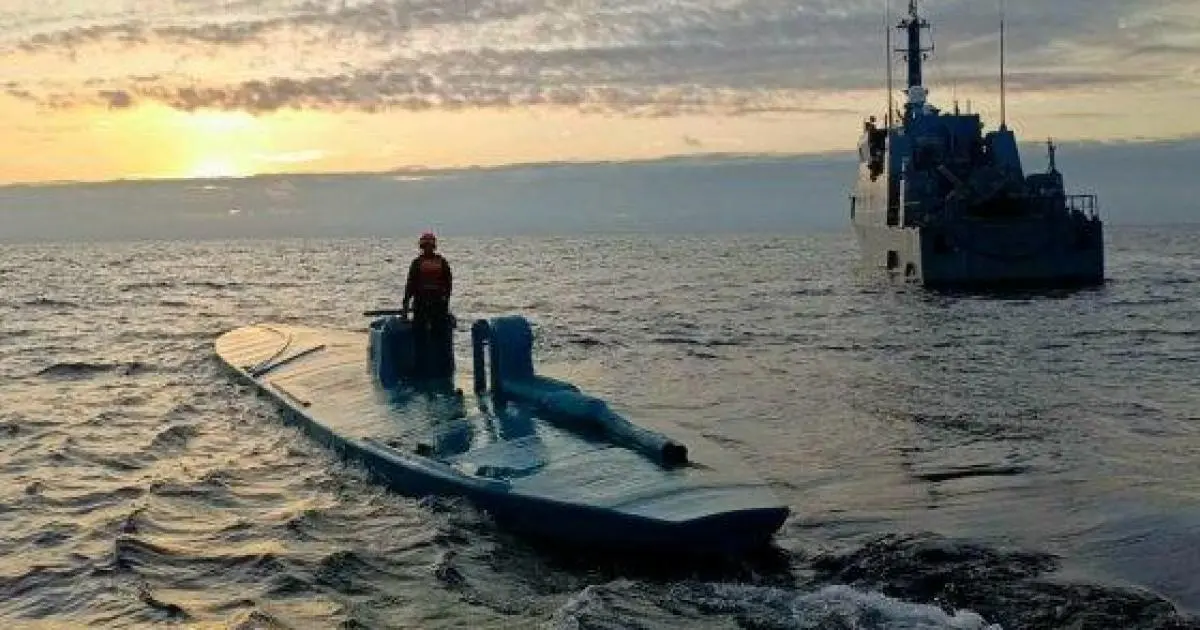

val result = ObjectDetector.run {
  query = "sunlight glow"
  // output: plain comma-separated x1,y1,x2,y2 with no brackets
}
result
184,110,257,134
186,156,244,179
168,109,267,180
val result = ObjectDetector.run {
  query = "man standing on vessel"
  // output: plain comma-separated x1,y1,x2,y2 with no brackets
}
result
402,232,453,371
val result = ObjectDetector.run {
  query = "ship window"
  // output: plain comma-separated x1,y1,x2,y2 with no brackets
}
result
887,251,899,270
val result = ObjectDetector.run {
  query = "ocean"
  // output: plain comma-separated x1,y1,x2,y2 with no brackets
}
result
1,154,1199,629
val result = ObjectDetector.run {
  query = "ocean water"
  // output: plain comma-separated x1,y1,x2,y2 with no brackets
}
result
2,154,1200,629
2,223,1199,629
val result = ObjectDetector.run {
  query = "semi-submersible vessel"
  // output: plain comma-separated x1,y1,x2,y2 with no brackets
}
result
851,1,1104,287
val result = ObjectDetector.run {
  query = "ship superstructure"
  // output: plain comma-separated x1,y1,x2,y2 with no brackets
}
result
851,0,1104,287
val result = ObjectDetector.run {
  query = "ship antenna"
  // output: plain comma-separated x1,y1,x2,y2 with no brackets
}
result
885,0,894,128
999,0,1007,129
897,0,932,120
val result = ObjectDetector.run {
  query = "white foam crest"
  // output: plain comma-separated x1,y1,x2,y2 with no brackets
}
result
546,581,1004,630
784,584,1002,630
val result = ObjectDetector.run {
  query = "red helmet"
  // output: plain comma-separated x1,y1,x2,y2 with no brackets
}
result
418,231,436,248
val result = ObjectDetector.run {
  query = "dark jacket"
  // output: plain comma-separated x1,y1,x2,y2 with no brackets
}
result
403,253,452,309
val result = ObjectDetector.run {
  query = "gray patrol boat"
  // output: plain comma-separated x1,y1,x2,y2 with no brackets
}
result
851,1,1104,288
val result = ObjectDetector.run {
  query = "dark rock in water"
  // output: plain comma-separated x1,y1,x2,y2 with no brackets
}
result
810,533,1200,630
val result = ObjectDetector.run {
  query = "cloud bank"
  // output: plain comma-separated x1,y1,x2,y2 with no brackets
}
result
1,0,1196,116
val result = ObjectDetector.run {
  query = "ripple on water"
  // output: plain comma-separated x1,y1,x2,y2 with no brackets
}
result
34,361,154,380
0,233,1198,628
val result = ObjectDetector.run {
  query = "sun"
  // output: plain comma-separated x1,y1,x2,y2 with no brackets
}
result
70,103,340,182
170,109,263,180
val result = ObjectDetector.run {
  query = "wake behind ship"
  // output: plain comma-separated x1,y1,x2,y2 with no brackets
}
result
851,0,1104,288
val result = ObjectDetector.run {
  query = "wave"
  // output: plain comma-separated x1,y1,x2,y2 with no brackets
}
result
35,361,153,379
183,281,242,290
17,522,82,549
811,533,1194,630
111,535,286,575
312,549,377,595
909,463,1031,483
60,442,145,472
523,529,1199,629
652,335,745,348
23,297,78,308
147,423,200,451
225,608,296,629
120,280,175,291
35,485,145,512
135,582,191,621
0,564,94,613
547,581,1000,630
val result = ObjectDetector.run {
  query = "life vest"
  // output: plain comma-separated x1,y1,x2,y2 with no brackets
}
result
416,255,449,297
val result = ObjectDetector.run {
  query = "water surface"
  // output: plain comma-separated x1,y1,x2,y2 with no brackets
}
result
1,228,1198,628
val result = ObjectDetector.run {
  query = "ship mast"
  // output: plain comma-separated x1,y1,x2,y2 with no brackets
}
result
999,0,1008,129
897,0,933,120
885,0,894,128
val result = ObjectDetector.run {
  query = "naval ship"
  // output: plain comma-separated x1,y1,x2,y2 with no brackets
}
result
851,1,1104,288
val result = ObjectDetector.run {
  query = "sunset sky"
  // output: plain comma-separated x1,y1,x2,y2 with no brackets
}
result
0,0,1197,184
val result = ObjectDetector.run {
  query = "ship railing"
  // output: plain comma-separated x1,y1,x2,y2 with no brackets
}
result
1019,193,1100,221
1065,194,1099,220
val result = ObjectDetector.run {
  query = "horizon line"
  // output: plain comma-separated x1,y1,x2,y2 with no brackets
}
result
2,134,1197,191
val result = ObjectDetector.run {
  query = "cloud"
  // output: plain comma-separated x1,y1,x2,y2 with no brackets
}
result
97,89,133,109
2,0,1196,116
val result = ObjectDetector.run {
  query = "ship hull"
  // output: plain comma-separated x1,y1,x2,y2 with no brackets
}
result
854,220,1104,288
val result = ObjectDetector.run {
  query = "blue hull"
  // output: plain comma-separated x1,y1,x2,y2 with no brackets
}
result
853,222,1105,288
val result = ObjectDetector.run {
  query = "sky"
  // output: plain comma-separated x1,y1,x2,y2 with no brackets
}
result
0,0,1198,185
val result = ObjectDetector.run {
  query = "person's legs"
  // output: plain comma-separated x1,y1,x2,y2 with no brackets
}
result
411,303,431,375
425,300,452,377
